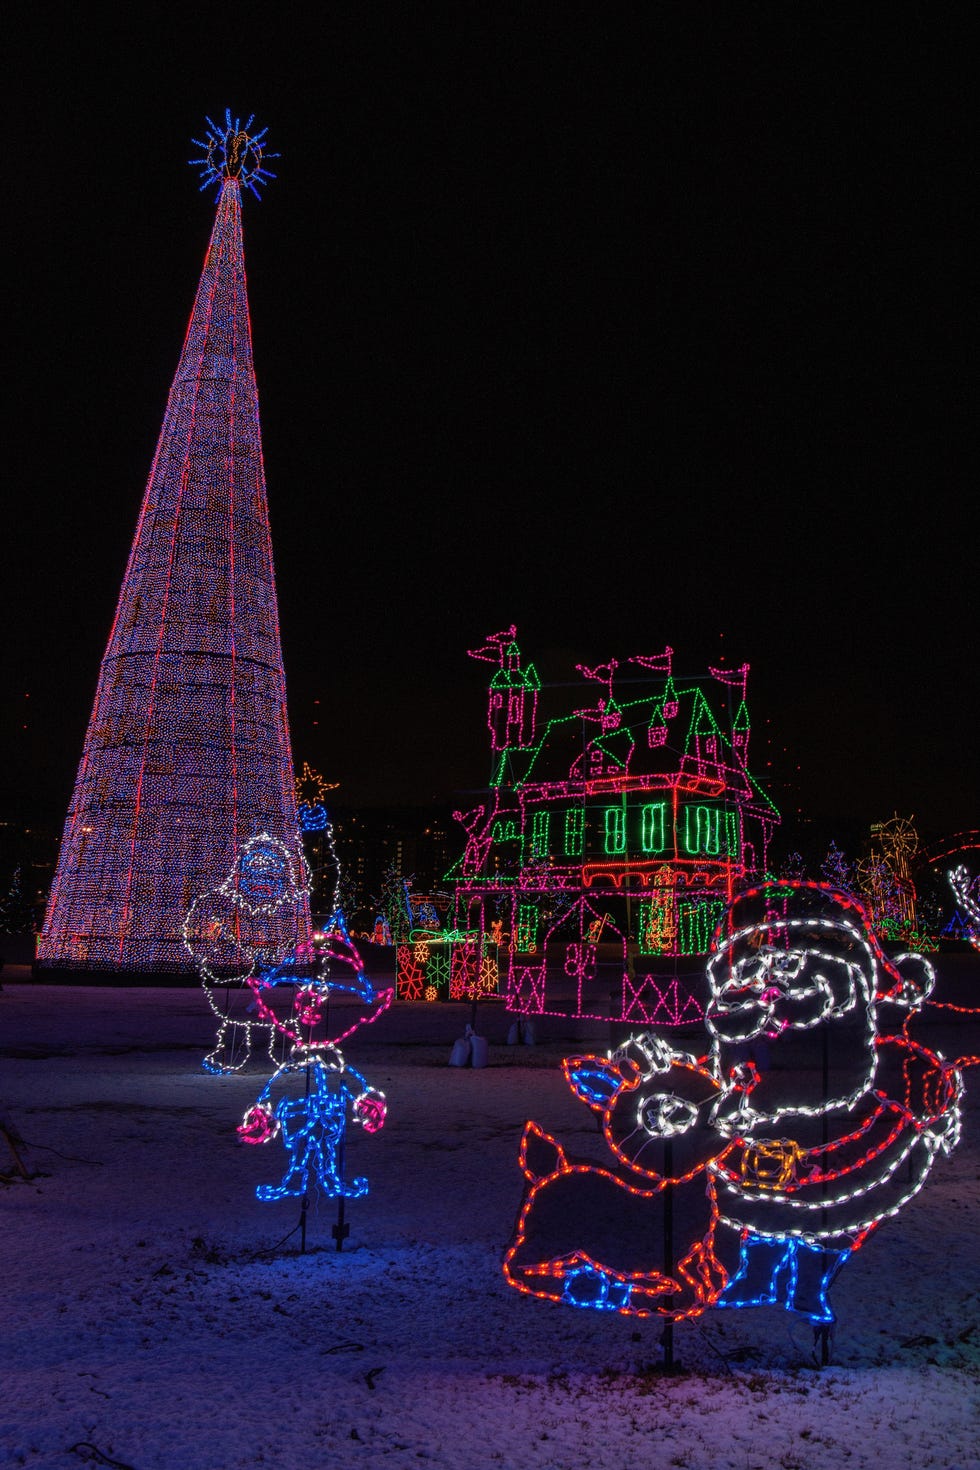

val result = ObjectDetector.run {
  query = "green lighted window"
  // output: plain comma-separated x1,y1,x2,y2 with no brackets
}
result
604,806,627,855
640,802,667,853
516,904,538,952
564,807,585,857
678,898,726,954
684,805,720,855
531,810,550,858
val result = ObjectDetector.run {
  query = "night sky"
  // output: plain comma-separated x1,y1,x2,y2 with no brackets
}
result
4,7,977,862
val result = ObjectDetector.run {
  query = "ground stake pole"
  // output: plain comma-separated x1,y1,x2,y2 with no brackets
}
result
332,1132,350,1251
661,1141,676,1370
818,1026,831,1367
299,1057,312,1254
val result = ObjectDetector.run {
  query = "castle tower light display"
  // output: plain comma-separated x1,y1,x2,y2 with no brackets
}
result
37,114,311,974
443,630,780,1024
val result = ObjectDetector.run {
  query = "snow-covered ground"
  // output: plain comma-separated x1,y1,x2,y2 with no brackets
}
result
2,962,979,1470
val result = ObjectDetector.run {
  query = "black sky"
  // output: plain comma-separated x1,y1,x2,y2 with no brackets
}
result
3,6,978,859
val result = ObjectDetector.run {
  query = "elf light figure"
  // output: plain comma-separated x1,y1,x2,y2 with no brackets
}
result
246,911,391,1051
239,1045,386,1201
237,916,392,1205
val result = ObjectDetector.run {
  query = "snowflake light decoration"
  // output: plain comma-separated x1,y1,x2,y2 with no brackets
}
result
190,110,279,198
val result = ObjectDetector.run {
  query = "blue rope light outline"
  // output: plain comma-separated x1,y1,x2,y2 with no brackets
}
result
189,109,279,199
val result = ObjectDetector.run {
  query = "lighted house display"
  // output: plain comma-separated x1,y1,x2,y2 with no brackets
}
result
446,628,780,1023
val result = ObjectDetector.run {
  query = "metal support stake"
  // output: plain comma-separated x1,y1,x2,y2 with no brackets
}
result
332,1133,350,1250
661,1140,676,1370
819,1028,831,1367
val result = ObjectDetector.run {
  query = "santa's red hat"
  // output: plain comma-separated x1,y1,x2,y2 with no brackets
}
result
709,881,932,1007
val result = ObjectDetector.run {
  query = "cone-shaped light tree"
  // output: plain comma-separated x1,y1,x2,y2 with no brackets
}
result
37,114,311,974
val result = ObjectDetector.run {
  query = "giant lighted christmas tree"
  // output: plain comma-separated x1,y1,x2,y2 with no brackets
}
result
37,114,311,975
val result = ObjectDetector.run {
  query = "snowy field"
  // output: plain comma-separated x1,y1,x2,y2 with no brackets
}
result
1,963,979,1470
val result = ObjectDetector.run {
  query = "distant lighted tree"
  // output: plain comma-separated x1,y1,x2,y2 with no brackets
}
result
777,851,808,883
372,865,415,946
295,763,342,915
333,869,360,931
820,842,853,893
0,868,35,936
